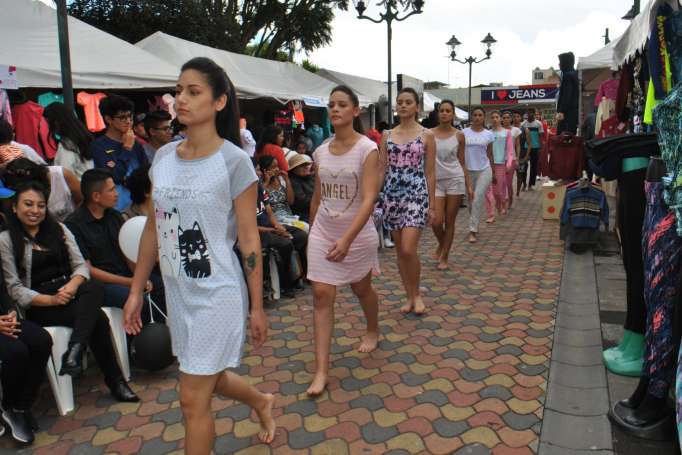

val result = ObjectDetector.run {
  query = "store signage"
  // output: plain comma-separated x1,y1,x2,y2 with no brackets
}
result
481,84,558,104
0,65,17,90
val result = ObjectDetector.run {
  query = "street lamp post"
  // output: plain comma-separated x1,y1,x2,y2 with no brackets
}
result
353,0,424,127
447,33,497,117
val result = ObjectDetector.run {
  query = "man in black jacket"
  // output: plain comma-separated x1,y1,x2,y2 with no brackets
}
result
556,52,580,134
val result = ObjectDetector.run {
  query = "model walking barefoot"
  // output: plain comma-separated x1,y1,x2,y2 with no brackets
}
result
306,86,384,396
486,111,509,218
501,111,521,209
123,57,275,453
381,88,438,315
431,100,471,270
464,108,495,242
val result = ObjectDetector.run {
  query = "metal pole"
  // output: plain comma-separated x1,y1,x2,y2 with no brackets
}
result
387,18,393,128
56,0,74,112
468,60,473,117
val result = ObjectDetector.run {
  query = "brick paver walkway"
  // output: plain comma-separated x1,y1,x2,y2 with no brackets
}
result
3,189,564,455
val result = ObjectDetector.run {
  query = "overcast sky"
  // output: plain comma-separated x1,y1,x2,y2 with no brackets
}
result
304,0,632,87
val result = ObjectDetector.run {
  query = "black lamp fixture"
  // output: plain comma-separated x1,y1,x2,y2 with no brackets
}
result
352,0,425,127
446,32,497,117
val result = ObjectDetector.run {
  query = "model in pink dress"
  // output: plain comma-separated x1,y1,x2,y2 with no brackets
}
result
306,86,384,396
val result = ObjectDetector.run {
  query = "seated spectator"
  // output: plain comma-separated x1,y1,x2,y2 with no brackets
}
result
295,140,309,155
256,125,289,173
133,113,148,145
4,158,82,222
257,156,307,279
65,169,165,322
43,103,94,179
0,119,46,166
142,110,173,162
0,180,138,403
90,94,148,211
287,152,314,222
122,165,152,220
0,182,51,445
254,161,306,296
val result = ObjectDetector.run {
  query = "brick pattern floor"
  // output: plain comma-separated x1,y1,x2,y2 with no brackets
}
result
1,189,563,454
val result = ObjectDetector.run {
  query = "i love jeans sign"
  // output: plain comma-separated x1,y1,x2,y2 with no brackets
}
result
481,84,558,105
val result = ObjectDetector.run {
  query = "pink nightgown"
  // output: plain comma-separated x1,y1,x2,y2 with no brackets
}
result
307,136,380,286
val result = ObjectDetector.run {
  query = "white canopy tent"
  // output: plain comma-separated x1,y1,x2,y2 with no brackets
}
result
423,91,469,120
137,32,372,107
317,68,390,104
0,0,179,89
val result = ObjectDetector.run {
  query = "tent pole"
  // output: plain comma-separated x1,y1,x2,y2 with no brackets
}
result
56,0,75,112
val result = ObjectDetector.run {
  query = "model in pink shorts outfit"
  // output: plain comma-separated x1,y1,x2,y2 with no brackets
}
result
307,136,380,285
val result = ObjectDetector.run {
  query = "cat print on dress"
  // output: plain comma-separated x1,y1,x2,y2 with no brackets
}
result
156,207,181,277
178,221,211,278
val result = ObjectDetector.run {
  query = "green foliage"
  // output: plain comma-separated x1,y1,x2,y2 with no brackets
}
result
68,0,349,60
301,59,320,73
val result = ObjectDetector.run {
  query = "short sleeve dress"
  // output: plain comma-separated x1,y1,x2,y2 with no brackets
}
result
307,136,380,286
150,140,257,375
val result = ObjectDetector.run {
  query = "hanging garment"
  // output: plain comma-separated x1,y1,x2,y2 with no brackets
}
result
0,89,11,125
596,116,628,139
161,93,176,119
642,181,682,398
595,78,620,107
557,52,580,134
547,132,584,180
616,63,634,122
595,98,616,135
649,4,674,100
76,92,107,132
560,184,609,247
10,101,55,160
666,8,682,85
37,92,63,108
653,82,682,236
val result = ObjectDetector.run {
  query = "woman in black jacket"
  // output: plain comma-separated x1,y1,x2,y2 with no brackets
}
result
287,152,314,222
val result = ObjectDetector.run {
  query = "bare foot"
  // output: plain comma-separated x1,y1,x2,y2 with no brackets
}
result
468,233,477,243
306,373,328,397
486,216,495,223
431,249,442,260
413,297,427,315
400,300,413,314
358,331,379,353
256,393,276,444
436,262,449,270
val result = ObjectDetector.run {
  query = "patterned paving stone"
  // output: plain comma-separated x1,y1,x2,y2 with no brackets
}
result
0,190,562,453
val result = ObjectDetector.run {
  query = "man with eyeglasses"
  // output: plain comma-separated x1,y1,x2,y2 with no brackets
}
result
90,94,149,211
142,110,173,162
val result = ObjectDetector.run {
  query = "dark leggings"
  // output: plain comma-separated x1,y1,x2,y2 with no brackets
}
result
27,281,123,382
528,148,540,187
617,169,647,334
642,181,682,398
260,226,307,290
0,319,52,410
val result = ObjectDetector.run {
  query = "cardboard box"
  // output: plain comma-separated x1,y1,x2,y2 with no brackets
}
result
541,181,567,220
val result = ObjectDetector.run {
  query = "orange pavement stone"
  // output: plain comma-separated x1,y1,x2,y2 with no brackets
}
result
448,390,480,407
383,396,417,413
115,413,150,431
137,400,170,417
513,374,546,388
468,411,505,430
492,444,536,455
371,371,402,385
130,421,165,441
489,363,520,376
317,399,350,418
424,433,464,455
474,398,510,415
497,428,538,448
393,383,424,399
325,421,362,442
329,387,361,404
397,416,434,437
407,403,441,421
105,436,143,455
349,439,387,455
338,408,372,426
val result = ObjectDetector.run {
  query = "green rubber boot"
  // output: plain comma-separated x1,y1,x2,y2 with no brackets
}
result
605,332,645,377
603,329,635,364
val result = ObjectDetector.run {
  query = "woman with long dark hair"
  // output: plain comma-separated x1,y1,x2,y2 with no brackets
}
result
256,125,289,173
464,107,495,243
305,85,384,396
380,88,438,315
123,57,275,452
43,103,94,179
0,181,138,405
430,100,471,270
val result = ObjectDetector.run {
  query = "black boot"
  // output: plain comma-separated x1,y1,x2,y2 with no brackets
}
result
624,393,668,426
1,408,34,444
106,378,140,403
59,343,85,377
618,377,649,409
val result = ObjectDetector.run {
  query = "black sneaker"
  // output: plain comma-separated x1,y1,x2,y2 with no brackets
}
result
25,410,39,431
2,408,34,444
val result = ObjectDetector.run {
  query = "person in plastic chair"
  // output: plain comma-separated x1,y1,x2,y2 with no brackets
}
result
65,169,166,323
0,181,52,445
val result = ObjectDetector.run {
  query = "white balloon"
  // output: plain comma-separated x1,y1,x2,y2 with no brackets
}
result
118,216,147,263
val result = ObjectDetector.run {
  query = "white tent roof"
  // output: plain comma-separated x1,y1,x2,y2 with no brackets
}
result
137,32,372,107
613,0,678,66
0,0,179,89
578,38,620,71
317,68,389,103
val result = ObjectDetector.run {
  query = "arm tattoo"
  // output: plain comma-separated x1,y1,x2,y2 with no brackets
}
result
243,251,258,276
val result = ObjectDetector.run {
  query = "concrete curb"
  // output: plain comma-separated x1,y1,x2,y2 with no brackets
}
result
539,249,614,454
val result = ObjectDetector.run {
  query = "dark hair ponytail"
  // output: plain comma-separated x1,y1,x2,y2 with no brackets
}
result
329,85,364,134
180,57,241,148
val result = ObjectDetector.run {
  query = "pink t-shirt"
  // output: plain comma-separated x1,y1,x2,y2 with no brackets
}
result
307,136,379,285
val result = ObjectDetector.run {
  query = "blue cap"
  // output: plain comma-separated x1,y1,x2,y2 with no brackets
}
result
0,179,15,199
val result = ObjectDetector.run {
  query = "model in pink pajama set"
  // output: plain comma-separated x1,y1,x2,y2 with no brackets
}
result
306,86,384,397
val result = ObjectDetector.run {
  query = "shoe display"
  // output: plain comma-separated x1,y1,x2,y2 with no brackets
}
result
1,408,34,444
107,379,140,403
59,343,85,377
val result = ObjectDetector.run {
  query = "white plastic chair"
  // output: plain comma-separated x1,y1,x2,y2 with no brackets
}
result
43,308,131,416
101,307,131,381
269,253,280,300
43,326,75,416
